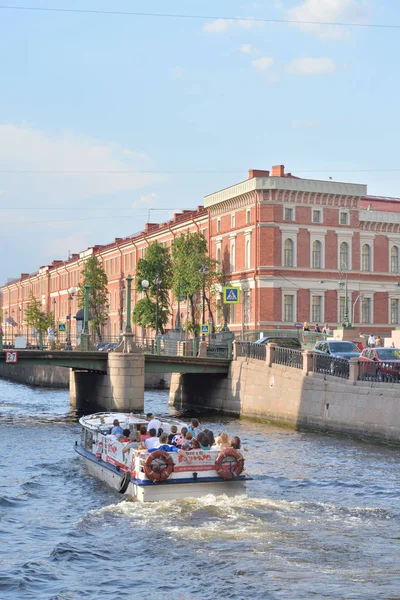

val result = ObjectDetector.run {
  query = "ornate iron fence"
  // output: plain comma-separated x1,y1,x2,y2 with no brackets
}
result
358,360,400,383
313,353,349,379
235,341,266,361
273,346,303,369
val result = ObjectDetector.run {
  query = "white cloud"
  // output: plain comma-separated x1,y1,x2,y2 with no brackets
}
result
286,0,370,41
42,233,90,260
252,56,274,71
203,18,233,33
240,43,260,55
0,123,163,227
170,66,184,79
204,16,264,34
286,57,336,75
132,192,158,209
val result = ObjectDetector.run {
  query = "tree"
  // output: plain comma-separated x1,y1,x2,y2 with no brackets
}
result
25,292,54,341
78,255,109,341
171,233,221,335
133,242,172,334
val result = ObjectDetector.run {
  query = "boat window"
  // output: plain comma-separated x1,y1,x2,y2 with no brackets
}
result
84,430,94,450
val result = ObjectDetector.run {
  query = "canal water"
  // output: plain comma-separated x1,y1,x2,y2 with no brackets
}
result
0,379,399,600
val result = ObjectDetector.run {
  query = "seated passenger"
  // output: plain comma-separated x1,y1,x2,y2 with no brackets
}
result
203,428,215,447
146,413,162,435
115,434,125,443
122,428,131,442
137,442,147,452
111,419,124,436
191,439,201,449
200,435,211,451
187,418,202,437
168,425,178,444
148,433,179,453
230,436,243,450
145,428,159,450
185,432,193,449
172,426,188,447
140,425,150,441
122,431,141,453
181,442,191,451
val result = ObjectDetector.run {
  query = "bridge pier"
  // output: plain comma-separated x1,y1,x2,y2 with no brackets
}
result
70,352,145,413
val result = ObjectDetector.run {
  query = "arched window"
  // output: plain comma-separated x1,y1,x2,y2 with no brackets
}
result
391,246,399,273
284,238,294,267
230,242,236,272
312,240,321,269
340,242,349,270
245,239,251,269
361,244,371,272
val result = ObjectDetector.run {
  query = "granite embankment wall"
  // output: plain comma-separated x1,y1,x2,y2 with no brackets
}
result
169,358,400,443
0,363,171,390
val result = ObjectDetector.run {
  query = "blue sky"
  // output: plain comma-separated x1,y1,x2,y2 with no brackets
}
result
0,0,399,283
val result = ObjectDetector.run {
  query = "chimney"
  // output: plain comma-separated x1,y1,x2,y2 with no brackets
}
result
248,169,270,179
272,165,285,177
20,273,29,279
114,238,122,243
144,222,158,233
197,205,204,211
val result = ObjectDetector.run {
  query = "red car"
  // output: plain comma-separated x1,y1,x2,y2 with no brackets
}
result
359,347,400,381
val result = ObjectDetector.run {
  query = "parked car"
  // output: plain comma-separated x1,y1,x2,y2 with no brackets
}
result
312,340,361,360
359,347,400,381
254,336,302,350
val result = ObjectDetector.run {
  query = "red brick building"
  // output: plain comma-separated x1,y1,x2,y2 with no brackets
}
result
3,164,400,342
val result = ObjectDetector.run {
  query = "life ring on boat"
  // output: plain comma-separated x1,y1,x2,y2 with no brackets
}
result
144,450,174,482
118,470,131,494
215,448,244,480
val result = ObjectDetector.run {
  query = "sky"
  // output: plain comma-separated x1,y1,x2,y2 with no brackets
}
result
1,0,400,284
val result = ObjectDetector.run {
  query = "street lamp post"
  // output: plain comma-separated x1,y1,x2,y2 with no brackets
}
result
141,279,149,342
125,275,133,333
154,275,162,337
80,284,91,351
11,309,15,347
66,287,77,350
175,283,182,332
199,265,209,340
339,267,351,328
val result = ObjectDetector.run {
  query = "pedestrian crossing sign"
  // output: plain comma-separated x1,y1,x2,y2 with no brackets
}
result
223,286,240,304
201,324,210,334
58,323,67,332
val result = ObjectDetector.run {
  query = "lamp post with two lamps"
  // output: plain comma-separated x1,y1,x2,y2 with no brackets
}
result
338,267,351,328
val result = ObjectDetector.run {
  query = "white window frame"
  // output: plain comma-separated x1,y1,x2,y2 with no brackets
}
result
246,209,251,224
361,295,373,324
231,213,235,229
337,235,353,271
312,208,323,224
245,237,251,269
281,230,298,268
217,218,221,233
230,241,236,272
282,292,296,323
339,210,349,226
361,243,372,272
310,293,324,324
389,243,400,274
284,205,295,222
310,234,325,269
389,296,400,325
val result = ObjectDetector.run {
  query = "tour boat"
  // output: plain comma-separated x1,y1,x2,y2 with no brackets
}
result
75,412,250,502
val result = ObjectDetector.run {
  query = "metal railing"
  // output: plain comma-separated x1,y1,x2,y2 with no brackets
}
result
235,341,266,361
358,360,400,383
274,346,303,369
313,353,349,379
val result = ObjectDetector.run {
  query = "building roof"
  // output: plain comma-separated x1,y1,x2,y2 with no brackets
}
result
361,196,400,213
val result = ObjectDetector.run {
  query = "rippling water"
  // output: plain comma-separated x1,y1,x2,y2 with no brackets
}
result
0,378,399,600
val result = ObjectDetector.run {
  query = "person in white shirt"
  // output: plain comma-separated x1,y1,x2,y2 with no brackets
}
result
144,428,159,450
322,324,331,335
368,334,376,348
146,413,161,435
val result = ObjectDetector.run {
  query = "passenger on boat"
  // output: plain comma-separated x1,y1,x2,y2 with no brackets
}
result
181,442,191,451
172,426,188,447
140,425,150,441
116,434,125,443
122,431,141,453
203,428,215,447
122,429,131,442
230,436,243,450
168,425,178,444
145,428,159,450
148,433,179,453
146,413,162,435
212,432,229,450
191,439,201,449
200,435,211,451
111,419,124,436
187,419,202,437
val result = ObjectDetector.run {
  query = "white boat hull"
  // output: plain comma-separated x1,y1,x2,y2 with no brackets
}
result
81,453,248,503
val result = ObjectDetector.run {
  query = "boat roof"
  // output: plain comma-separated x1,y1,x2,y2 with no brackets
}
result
79,412,149,431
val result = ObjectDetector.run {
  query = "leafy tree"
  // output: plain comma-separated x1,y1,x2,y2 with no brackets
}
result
78,255,109,341
171,233,221,334
25,292,54,340
133,242,172,334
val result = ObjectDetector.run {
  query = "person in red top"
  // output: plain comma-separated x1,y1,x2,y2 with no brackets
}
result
140,425,150,441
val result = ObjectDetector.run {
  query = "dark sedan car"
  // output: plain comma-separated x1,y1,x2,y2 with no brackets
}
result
312,340,361,360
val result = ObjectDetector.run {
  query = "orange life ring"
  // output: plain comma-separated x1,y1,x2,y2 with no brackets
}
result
215,448,244,480
144,450,174,482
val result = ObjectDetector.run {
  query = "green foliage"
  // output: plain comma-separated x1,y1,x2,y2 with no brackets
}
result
78,255,109,341
171,233,221,329
25,293,54,336
132,297,169,333
133,242,172,334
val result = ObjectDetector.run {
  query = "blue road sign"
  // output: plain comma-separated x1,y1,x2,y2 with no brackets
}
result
223,286,241,304
58,323,67,332
201,324,210,334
